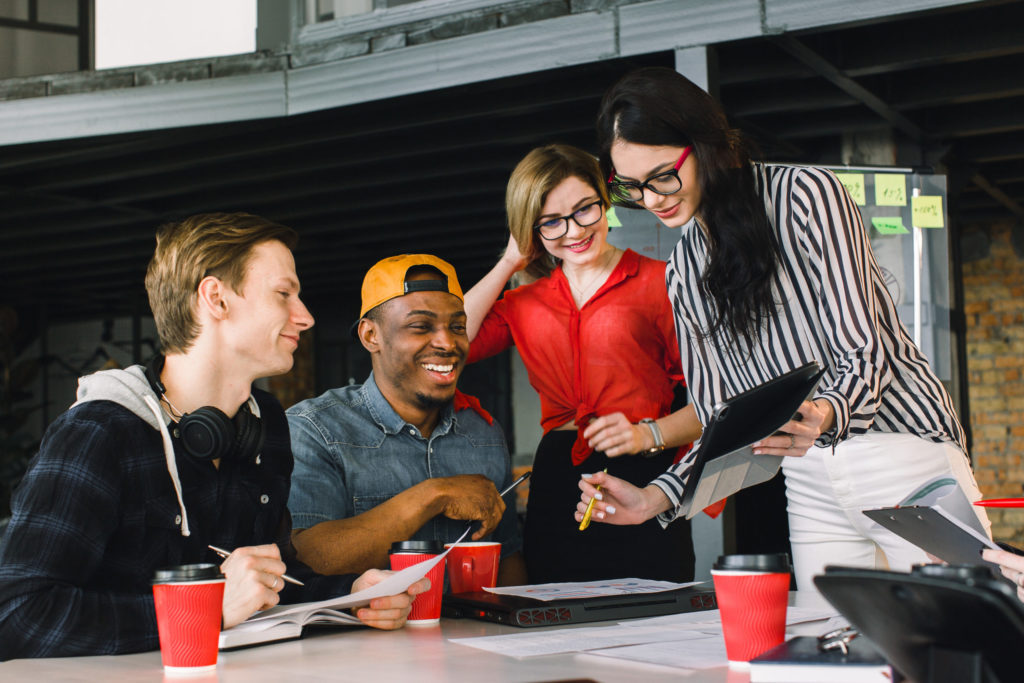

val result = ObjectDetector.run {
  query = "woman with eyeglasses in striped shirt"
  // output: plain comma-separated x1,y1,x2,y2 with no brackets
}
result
574,66,990,592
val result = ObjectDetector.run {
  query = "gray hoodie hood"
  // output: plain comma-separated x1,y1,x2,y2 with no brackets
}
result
74,365,165,430
74,365,191,536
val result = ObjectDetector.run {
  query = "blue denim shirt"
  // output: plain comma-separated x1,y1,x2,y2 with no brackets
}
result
286,373,521,556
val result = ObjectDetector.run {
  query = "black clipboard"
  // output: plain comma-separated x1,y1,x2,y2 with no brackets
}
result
863,505,1001,569
679,361,825,519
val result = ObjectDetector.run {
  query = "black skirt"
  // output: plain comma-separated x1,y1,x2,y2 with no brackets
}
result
523,430,695,584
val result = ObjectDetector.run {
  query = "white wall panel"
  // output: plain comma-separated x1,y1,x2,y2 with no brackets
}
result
0,72,286,146
620,0,762,57
765,0,982,32
287,12,615,114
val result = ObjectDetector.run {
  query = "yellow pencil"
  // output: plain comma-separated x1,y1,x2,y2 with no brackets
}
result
578,468,608,531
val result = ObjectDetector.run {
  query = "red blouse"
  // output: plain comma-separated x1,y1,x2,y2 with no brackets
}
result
468,249,690,465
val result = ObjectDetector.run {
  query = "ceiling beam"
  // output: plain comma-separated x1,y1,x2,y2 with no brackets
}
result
970,172,1024,221
920,96,1024,138
769,35,928,144
815,2,1024,77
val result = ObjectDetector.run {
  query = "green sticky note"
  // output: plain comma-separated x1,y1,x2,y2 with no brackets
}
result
875,174,907,206
912,195,944,228
871,216,909,235
835,173,866,206
606,206,622,228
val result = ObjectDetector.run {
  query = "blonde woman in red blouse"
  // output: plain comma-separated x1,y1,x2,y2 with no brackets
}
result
464,144,704,583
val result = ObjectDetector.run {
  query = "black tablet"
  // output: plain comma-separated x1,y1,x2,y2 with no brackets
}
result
815,564,1024,683
678,361,825,519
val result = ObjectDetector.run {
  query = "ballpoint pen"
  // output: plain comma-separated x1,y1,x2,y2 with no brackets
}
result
578,468,608,531
499,470,531,498
207,545,305,586
458,471,533,539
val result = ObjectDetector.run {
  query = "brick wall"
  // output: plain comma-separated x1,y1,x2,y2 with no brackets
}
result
963,220,1024,544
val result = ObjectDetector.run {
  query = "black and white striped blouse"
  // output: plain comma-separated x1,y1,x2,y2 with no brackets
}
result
652,163,967,522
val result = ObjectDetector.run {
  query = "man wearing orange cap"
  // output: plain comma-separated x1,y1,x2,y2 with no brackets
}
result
287,255,526,584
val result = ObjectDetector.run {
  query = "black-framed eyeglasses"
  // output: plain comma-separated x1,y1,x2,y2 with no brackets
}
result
532,200,605,240
607,146,692,205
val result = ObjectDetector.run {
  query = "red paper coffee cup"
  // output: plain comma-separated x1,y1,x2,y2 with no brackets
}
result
711,553,791,668
152,563,225,675
443,542,501,593
389,540,445,625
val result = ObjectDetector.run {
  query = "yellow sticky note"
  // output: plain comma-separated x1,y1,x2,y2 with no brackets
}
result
606,206,622,228
835,173,866,206
875,174,907,206
871,216,909,235
911,195,944,228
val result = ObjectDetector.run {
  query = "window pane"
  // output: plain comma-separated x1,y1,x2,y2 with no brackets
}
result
0,0,28,20
38,0,78,26
0,26,78,78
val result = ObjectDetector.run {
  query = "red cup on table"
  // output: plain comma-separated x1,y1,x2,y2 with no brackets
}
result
444,541,501,593
389,540,446,625
710,553,791,668
152,563,225,675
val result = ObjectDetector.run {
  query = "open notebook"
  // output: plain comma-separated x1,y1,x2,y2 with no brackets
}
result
219,535,459,649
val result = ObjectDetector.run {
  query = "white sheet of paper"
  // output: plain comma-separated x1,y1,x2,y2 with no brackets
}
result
583,635,728,671
448,600,839,664
243,526,470,624
617,605,837,630
483,578,703,602
449,624,708,658
585,610,840,672
899,475,990,539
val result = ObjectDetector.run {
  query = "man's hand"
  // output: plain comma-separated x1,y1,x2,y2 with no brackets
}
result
351,570,431,629
219,544,287,629
434,474,505,540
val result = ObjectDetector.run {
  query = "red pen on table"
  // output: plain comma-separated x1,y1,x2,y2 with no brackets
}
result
974,498,1024,508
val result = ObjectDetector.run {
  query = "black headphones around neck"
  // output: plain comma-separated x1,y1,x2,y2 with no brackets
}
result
145,355,264,464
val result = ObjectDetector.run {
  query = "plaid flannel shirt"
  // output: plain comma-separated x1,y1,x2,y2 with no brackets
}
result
0,388,355,660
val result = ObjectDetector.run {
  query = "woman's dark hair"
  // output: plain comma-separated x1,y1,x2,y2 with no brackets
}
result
596,66,778,348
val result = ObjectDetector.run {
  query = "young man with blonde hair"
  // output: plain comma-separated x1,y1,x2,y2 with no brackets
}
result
0,213,425,660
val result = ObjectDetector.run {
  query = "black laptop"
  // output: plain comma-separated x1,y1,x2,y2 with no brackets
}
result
442,583,717,627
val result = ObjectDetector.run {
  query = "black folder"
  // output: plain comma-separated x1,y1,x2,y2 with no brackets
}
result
678,361,825,519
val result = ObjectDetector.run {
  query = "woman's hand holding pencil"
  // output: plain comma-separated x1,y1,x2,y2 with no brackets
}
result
575,470,675,527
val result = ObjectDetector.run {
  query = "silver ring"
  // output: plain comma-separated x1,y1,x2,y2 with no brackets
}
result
789,434,796,449
272,576,279,589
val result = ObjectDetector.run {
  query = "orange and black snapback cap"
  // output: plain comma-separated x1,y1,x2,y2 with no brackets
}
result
358,254,464,319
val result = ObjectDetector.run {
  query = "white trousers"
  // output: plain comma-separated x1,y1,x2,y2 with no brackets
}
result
781,432,991,593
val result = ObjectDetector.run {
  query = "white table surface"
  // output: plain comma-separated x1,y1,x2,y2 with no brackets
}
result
0,592,831,682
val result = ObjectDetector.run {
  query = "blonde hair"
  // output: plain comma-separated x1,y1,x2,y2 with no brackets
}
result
506,144,611,280
145,212,298,354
